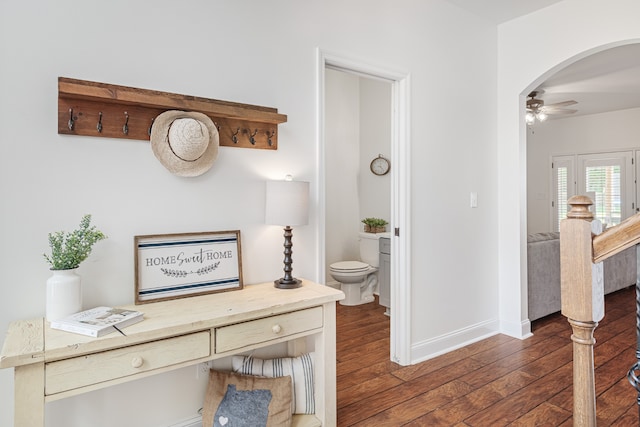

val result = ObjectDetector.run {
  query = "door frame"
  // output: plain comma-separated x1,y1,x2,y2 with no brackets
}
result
316,48,412,365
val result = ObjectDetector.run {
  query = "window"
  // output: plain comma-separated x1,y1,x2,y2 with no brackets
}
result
585,164,621,225
578,152,634,227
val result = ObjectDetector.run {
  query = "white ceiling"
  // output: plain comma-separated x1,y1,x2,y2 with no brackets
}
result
444,0,564,24
445,0,640,119
535,44,640,118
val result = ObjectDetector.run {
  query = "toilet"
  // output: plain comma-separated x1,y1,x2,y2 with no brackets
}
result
330,232,389,306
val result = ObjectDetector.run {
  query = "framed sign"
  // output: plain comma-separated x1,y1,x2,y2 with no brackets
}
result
134,230,243,304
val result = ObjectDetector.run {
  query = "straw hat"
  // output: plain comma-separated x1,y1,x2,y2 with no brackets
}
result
150,110,219,177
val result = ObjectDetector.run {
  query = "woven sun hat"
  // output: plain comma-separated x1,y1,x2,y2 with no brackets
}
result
150,110,219,177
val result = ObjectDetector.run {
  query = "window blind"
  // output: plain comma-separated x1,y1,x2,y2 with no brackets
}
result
556,166,568,231
585,165,622,226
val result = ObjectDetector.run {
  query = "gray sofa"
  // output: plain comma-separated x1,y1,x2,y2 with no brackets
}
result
527,231,637,321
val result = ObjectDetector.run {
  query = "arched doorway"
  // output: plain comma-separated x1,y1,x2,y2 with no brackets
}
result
521,40,640,326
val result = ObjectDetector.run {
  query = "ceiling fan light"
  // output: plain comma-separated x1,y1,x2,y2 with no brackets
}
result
536,112,547,122
525,111,535,124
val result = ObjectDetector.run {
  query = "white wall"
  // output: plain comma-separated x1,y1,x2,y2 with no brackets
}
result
527,107,640,234
0,0,499,425
359,78,392,225
497,0,640,334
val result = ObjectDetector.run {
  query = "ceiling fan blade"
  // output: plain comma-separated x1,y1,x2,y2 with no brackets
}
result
544,100,578,108
545,109,578,115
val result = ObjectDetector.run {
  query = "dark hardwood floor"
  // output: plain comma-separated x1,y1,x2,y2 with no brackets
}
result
336,287,640,426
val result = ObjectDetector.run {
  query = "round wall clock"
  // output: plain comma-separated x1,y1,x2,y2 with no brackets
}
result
370,154,390,176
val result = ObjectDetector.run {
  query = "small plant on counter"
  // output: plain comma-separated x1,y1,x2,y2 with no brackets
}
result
43,214,107,270
361,217,388,233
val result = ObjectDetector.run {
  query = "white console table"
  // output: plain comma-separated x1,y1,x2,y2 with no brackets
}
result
0,279,344,427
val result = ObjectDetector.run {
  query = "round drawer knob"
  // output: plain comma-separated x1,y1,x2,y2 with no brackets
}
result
131,356,144,368
272,324,282,334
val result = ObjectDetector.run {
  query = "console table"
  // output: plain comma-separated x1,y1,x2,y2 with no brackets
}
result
0,279,344,427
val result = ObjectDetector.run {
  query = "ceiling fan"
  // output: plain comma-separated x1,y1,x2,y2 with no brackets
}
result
526,90,578,124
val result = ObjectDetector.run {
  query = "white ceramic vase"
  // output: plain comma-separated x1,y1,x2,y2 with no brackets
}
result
46,269,82,321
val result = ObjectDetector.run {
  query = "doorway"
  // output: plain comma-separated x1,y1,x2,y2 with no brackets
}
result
316,49,412,365
524,41,640,327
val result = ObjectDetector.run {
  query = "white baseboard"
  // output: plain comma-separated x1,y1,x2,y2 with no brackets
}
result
410,318,499,364
500,317,532,339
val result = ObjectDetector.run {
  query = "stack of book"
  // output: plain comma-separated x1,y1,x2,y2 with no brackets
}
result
50,306,144,337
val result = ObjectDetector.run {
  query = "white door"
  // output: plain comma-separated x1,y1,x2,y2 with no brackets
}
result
577,151,634,227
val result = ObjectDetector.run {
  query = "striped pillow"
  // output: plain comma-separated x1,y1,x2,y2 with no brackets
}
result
232,353,315,415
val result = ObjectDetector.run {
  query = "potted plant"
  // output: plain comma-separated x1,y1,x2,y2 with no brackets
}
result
43,214,107,321
361,217,388,233
44,214,107,270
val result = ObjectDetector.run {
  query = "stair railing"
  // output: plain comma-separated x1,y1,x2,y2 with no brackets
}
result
560,195,640,426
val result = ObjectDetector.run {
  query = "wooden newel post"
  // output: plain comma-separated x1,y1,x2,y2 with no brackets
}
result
560,195,605,427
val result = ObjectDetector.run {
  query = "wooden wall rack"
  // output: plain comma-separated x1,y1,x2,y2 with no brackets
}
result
57,77,287,150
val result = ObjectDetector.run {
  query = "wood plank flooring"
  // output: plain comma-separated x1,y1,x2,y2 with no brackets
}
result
336,287,640,426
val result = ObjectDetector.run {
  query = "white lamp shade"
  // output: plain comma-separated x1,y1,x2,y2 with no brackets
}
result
265,180,309,226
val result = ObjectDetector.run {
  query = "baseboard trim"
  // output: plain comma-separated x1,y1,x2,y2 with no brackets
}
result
500,317,532,339
410,318,499,364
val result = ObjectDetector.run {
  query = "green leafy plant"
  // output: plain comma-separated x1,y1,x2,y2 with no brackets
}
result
43,215,107,270
361,217,388,228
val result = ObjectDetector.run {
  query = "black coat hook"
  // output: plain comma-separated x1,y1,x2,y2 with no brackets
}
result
266,130,276,146
97,112,103,133
249,129,258,145
68,108,75,131
232,128,240,144
148,117,155,136
123,112,129,135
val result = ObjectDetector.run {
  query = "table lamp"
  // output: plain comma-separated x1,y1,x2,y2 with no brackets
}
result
265,176,309,289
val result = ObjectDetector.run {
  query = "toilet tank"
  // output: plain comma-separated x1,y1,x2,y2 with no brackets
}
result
359,232,386,267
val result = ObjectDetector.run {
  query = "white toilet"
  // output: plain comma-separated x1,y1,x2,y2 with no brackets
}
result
330,232,389,306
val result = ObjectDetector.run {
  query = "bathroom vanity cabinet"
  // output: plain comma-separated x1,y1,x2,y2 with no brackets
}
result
0,280,344,427
379,237,391,313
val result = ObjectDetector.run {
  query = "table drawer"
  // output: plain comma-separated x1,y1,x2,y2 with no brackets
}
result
45,331,210,395
216,307,323,353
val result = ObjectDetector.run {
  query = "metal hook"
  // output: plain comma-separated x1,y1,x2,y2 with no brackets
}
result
266,130,276,146
68,108,75,131
232,128,240,144
123,112,129,135
148,117,155,136
249,129,258,145
97,112,103,133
